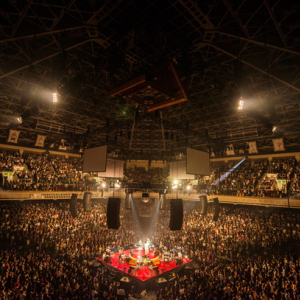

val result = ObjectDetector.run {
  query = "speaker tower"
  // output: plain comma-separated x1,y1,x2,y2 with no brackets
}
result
107,197,121,229
169,198,183,230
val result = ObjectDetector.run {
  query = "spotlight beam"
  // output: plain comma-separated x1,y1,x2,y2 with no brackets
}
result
212,157,246,186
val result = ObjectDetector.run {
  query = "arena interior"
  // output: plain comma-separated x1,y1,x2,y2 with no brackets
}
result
0,1,300,299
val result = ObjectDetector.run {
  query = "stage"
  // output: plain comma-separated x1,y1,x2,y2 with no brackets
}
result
97,247,192,283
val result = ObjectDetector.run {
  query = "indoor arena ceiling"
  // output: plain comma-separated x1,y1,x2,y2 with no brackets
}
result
0,0,300,160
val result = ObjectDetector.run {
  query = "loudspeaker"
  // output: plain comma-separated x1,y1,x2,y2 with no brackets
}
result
213,197,220,222
199,195,208,215
125,193,131,210
70,194,78,218
83,192,92,212
169,199,183,230
107,197,121,229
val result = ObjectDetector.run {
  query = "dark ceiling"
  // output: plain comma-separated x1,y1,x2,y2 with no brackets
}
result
0,0,299,160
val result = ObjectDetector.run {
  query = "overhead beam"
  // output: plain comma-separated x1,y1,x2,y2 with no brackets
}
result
213,31,300,57
207,44,300,93
0,26,87,44
0,40,91,80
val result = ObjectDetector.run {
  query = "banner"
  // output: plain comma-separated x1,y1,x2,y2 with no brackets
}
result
7,129,20,144
226,144,235,156
35,134,46,147
247,141,258,154
273,138,285,152
58,139,67,150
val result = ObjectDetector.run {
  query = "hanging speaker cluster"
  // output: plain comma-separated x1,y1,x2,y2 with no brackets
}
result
125,192,132,210
70,193,78,218
199,195,208,215
107,197,121,229
169,199,183,230
83,192,92,212
212,197,220,222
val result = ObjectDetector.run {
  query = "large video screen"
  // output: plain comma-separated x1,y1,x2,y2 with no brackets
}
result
186,147,210,175
82,145,107,172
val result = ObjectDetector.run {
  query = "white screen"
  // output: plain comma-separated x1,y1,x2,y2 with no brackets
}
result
169,161,194,179
82,145,107,172
186,147,210,175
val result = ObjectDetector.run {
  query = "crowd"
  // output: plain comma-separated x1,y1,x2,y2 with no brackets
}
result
123,166,169,184
0,148,300,198
0,198,300,299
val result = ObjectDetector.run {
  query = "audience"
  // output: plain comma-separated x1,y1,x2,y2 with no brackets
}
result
0,199,300,299
0,148,299,198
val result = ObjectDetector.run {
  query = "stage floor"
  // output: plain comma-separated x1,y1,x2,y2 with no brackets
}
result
97,248,191,281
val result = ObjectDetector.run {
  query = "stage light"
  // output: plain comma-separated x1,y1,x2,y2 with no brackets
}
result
52,92,58,103
237,97,244,110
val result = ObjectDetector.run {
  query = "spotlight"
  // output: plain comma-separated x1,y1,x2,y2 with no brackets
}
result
237,97,244,110
52,92,58,103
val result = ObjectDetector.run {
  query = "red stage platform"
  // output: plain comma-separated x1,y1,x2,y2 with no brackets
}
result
97,248,191,281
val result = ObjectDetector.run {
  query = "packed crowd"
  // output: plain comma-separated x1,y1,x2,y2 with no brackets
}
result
0,199,300,299
0,148,300,198
124,166,169,184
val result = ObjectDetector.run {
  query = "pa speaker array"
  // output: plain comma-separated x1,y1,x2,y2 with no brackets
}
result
70,193,78,218
199,195,208,215
169,199,183,230
213,197,220,222
83,192,92,212
107,197,121,229
125,193,131,210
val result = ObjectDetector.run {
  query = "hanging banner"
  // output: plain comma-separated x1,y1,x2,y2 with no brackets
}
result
273,138,285,152
7,129,20,144
35,134,46,147
226,144,235,156
58,139,67,150
247,141,258,154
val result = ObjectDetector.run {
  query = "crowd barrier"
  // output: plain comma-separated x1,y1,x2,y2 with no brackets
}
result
0,190,299,208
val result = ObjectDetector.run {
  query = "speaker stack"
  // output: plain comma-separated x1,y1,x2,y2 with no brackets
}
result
83,192,92,212
125,192,131,210
107,197,121,229
213,197,220,222
70,193,78,218
199,195,208,215
169,199,183,230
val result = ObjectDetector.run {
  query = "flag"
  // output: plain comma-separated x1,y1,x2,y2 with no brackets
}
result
226,144,235,156
7,129,20,144
273,138,285,152
35,134,46,147
247,141,258,154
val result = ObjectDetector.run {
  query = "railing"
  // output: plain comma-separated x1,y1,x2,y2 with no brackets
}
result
0,190,299,209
